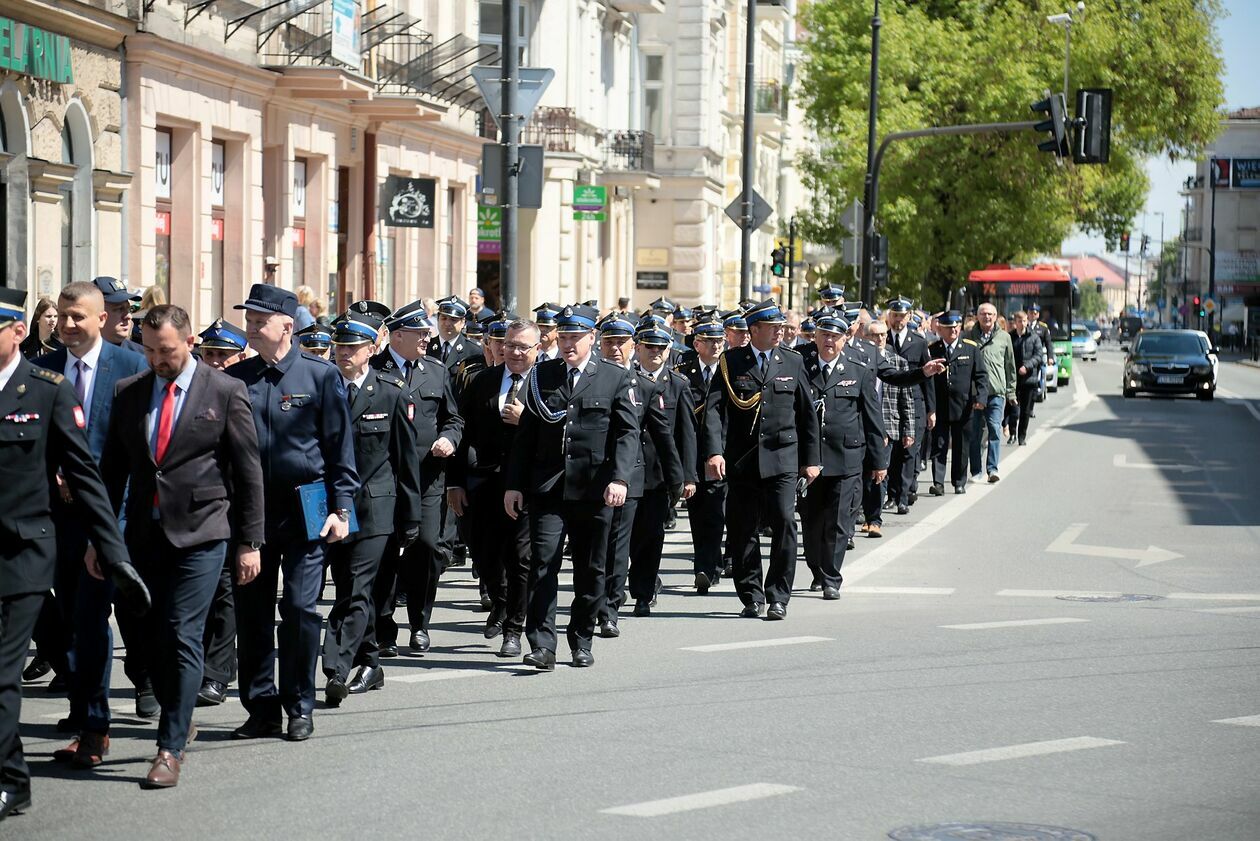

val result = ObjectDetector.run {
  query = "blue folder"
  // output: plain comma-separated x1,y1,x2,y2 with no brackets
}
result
297,482,360,542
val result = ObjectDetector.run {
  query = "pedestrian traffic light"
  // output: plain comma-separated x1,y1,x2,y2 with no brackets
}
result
1030,93,1069,157
870,233,889,288
1194,296,1205,318
1120,231,1130,253
770,247,787,278
1072,88,1112,165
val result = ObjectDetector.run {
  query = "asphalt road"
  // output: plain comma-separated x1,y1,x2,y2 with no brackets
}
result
10,345,1260,841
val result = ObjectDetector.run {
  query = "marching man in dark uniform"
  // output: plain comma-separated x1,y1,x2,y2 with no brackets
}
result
504,304,639,670
426,295,476,570
676,312,727,593
885,297,933,513
799,312,887,597
227,284,359,742
0,288,149,821
927,310,989,495
701,299,821,620
321,308,423,707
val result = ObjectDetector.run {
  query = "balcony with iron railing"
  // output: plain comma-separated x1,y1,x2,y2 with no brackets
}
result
522,107,579,153
602,130,654,173
753,80,788,135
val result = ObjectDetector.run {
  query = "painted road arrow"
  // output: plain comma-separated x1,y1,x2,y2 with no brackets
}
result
1048,523,1182,568
1113,454,1200,473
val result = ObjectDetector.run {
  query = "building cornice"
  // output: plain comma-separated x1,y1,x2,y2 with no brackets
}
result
0,0,134,49
124,33,278,99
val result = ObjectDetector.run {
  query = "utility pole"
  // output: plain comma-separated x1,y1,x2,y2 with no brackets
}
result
1122,247,1130,316
499,0,520,314
738,0,757,302
1208,156,1218,335
859,0,881,306
787,216,796,310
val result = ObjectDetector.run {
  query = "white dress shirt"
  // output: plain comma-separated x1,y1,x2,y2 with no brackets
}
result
65,337,104,425
498,365,530,412
0,351,21,392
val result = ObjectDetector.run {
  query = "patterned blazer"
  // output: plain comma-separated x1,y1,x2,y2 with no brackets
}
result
877,347,915,441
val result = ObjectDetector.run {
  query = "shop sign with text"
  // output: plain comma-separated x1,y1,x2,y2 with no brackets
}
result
0,17,74,84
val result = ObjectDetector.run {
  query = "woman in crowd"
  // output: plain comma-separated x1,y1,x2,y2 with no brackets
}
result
20,296,61,358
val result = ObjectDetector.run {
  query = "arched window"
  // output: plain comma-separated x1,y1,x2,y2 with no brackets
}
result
61,99,94,286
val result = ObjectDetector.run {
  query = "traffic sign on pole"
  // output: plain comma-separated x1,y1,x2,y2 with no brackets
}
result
841,199,863,234
724,189,774,231
471,66,555,131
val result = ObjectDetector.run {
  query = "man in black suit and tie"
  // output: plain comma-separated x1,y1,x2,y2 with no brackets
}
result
702,299,821,620
0,288,149,820
322,309,422,705
675,314,727,592
504,305,640,670
885,297,933,512
448,319,539,658
927,311,989,495
100,305,265,788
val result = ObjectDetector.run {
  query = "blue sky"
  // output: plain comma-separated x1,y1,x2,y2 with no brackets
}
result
1060,0,1258,258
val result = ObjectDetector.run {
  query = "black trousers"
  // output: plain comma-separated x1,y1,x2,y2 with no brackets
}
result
601,496,638,622
801,473,861,589
136,531,226,756
629,486,670,603
0,592,42,796
201,554,237,685
381,473,444,643
233,536,325,720
1014,382,1038,442
323,534,389,681
469,476,531,636
725,471,798,607
862,442,893,526
889,410,925,506
931,415,972,488
685,479,726,579
526,491,613,655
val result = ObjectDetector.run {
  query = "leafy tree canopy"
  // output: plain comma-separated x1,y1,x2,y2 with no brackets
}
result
797,0,1224,309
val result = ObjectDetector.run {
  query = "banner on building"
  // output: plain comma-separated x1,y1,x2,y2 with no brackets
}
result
477,205,501,256
381,176,436,228
210,142,225,206
1231,158,1260,189
1211,158,1231,189
330,0,361,70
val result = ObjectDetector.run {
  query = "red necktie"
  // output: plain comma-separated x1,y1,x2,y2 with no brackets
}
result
154,381,177,507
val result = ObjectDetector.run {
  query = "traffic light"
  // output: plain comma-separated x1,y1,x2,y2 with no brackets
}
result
1120,231,1130,253
770,247,787,278
1073,88,1112,165
870,233,889,288
1031,93,1069,157
1194,296,1205,318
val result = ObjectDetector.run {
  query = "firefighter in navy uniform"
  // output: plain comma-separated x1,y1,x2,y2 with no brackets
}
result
675,312,727,592
701,299,821,620
927,310,989,495
0,288,150,822
799,312,887,598
504,304,639,670
321,309,424,707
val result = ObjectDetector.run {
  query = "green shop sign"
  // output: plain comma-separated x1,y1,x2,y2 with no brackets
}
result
573,185,606,222
0,17,75,85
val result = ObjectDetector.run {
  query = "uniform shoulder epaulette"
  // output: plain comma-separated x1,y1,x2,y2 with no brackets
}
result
848,355,867,367
304,353,338,369
378,373,406,388
780,345,801,356
30,367,65,385
962,338,978,347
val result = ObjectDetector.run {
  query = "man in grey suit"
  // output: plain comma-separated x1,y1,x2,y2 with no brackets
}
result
101,305,265,788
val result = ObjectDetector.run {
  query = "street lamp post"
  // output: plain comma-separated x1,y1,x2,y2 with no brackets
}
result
1046,3,1085,104
859,0,881,306
1208,156,1219,335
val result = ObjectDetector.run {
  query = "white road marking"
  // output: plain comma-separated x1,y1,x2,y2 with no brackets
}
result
391,668,499,684
1112,453,1199,473
600,783,801,817
1198,606,1260,614
1213,714,1260,727
997,589,1260,602
1218,388,1260,423
941,617,1089,630
842,586,956,595
917,736,1125,766
681,636,832,653
1046,522,1182,567
843,371,1095,584
1167,592,1260,601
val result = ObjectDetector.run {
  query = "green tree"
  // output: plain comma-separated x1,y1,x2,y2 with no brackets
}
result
1078,281,1107,320
797,0,1224,309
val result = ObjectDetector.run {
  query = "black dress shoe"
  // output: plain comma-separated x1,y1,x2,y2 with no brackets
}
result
846,539,856,551
766,602,787,620
483,615,505,640
1018,439,1027,446
650,577,662,607
633,600,650,617
498,635,522,658
21,658,51,682
348,665,385,694
598,618,620,638
909,492,918,504
394,591,408,607
1006,434,1017,444
379,643,398,658
723,560,734,577
954,484,967,495
135,682,160,719
695,571,712,594
324,677,349,708
196,679,227,707
929,483,944,496
523,648,556,671
571,649,594,668
809,578,822,592
233,715,282,739
897,504,910,515
286,715,314,742
740,603,765,618
46,673,67,694
478,592,493,612
822,586,841,600
409,630,431,654
0,787,32,821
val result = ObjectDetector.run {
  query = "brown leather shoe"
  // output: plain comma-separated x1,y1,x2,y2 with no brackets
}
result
71,733,109,769
53,736,81,762
141,750,181,789
858,523,870,533
867,524,882,538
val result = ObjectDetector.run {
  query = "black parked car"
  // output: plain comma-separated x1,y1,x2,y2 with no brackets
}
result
1122,329,1217,401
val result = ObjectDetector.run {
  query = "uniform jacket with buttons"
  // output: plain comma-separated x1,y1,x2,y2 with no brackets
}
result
427,333,482,372
344,369,424,539
928,338,990,422
889,328,935,417
675,357,719,482
0,358,130,597
700,343,821,478
507,356,640,502
227,342,360,539
372,350,464,481
630,364,690,493
803,346,888,477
